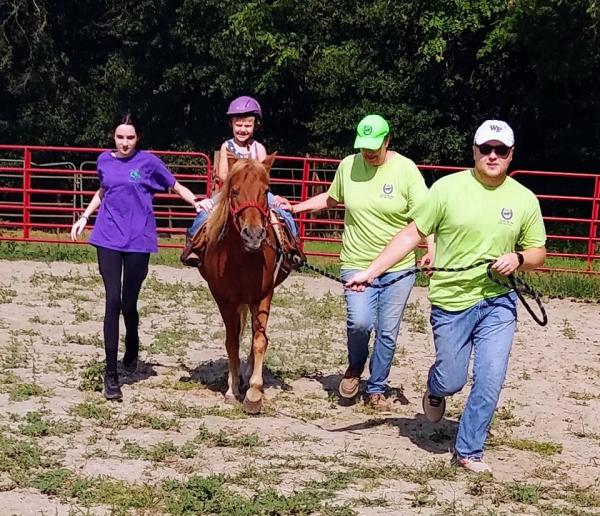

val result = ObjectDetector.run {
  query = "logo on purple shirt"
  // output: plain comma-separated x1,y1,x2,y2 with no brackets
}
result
129,169,141,182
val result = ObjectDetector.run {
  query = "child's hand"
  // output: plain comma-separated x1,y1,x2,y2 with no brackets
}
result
197,198,215,212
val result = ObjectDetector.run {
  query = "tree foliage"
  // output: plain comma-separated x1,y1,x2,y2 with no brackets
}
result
0,0,598,169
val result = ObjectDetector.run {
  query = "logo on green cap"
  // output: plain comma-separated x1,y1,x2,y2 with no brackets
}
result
363,125,373,135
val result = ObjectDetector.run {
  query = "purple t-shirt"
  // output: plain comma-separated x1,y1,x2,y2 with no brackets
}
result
89,150,176,253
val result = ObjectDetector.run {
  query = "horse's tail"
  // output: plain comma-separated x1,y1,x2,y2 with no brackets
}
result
238,304,249,338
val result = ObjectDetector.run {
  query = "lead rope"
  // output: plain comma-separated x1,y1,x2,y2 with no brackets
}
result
282,252,548,326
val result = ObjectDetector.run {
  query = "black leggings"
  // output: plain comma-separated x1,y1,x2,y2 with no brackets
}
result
96,246,150,372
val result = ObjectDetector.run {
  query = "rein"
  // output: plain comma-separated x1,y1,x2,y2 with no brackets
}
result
282,253,547,326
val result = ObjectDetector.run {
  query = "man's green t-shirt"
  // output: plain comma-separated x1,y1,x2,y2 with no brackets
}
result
411,169,546,311
328,152,428,271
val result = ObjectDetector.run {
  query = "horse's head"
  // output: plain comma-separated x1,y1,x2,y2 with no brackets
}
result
225,153,276,252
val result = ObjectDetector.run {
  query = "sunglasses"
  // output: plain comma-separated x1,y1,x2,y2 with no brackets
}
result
477,144,512,158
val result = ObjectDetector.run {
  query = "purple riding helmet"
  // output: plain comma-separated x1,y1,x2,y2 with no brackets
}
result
226,96,262,122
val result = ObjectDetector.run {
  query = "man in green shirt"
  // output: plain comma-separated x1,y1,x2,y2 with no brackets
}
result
346,120,546,474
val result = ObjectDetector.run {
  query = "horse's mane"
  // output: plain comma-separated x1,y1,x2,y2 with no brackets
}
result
206,159,268,243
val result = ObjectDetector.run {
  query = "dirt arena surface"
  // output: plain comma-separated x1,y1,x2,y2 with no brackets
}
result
0,259,599,515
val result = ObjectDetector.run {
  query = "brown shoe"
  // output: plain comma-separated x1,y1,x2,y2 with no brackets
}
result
180,235,200,267
181,226,207,267
366,393,392,412
338,367,362,398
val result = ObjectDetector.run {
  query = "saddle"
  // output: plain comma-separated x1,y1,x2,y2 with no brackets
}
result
180,210,305,273
268,210,306,276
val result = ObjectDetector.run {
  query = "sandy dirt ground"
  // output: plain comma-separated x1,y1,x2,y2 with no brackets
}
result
0,259,599,515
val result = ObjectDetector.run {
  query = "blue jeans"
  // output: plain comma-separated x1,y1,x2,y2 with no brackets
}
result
340,268,415,395
187,192,297,237
428,292,517,459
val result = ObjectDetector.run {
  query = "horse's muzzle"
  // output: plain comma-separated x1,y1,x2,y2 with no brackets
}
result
240,226,266,252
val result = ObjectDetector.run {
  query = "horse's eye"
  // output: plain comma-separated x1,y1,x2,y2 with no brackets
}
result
231,188,239,197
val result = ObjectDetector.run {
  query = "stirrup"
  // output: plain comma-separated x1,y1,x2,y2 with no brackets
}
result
181,227,206,267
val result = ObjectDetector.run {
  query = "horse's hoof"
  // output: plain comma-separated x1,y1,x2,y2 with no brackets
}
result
243,388,262,414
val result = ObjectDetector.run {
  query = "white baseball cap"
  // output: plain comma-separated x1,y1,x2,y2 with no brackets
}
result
473,120,515,146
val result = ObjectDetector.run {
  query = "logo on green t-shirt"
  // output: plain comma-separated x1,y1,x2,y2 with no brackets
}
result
501,208,513,220
129,169,141,182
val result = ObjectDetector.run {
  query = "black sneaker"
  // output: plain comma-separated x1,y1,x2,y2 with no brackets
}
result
103,370,122,400
422,388,445,422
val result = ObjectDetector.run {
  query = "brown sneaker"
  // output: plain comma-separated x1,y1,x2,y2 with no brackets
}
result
422,388,446,422
338,367,362,398
366,393,392,412
181,226,207,267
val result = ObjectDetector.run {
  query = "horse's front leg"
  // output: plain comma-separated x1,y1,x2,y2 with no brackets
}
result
220,304,242,404
243,295,273,414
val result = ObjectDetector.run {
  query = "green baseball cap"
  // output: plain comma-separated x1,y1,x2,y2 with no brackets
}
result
353,114,390,150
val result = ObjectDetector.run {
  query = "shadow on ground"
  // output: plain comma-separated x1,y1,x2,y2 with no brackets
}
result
323,414,458,454
183,358,291,395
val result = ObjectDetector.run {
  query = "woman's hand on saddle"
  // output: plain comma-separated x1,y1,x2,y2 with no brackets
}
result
419,251,435,277
345,270,375,292
70,218,87,241
272,195,292,211
491,252,521,276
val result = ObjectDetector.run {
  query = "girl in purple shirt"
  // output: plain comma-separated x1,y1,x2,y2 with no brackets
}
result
71,113,201,401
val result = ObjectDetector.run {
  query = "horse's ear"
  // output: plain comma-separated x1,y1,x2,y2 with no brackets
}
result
226,151,238,173
261,152,277,175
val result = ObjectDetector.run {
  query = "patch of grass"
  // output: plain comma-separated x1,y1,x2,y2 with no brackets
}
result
0,432,59,486
28,314,61,325
30,467,74,495
122,440,195,462
19,411,81,437
560,318,577,339
193,424,263,449
153,399,249,420
0,286,17,303
78,359,105,392
63,329,103,347
494,482,547,505
0,336,30,369
69,398,112,422
123,412,181,431
491,402,523,429
73,304,93,323
564,483,600,508
148,316,201,357
4,381,48,401
567,391,600,401
404,300,428,333
488,435,563,456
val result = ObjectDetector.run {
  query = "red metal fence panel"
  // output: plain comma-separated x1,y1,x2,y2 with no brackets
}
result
509,170,600,274
1,145,599,274
0,145,212,249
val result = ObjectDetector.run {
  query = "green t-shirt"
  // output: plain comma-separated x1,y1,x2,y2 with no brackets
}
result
328,152,428,271
411,169,546,311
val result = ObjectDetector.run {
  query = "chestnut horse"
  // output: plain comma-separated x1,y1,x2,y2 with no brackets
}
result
198,153,289,413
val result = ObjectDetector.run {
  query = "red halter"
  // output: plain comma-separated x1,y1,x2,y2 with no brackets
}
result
229,200,269,233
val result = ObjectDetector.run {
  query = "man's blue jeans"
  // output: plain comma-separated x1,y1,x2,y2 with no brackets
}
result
187,192,297,237
428,292,517,459
340,268,415,395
